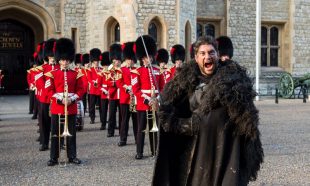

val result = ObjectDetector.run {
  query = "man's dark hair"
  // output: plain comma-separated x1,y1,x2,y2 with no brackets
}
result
193,36,218,56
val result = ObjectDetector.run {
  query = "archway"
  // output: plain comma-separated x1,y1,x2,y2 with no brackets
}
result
104,17,120,50
0,19,34,94
0,0,56,94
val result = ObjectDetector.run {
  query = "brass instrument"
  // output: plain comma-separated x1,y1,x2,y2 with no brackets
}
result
143,86,159,156
129,91,137,112
61,84,72,137
53,84,72,166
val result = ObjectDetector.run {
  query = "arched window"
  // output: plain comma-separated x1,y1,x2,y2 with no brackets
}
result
204,24,215,37
114,23,120,43
270,27,279,66
148,22,157,42
261,25,280,67
261,26,268,66
196,23,202,39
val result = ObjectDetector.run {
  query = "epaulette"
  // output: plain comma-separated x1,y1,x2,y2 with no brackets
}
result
76,71,84,79
45,71,54,78
36,65,44,71
130,69,139,75
27,70,31,73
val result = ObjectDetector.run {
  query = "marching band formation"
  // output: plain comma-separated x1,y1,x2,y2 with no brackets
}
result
26,35,187,166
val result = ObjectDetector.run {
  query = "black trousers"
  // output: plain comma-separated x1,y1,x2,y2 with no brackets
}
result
32,97,38,118
119,104,137,143
89,94,101,122
29,90,35,113
107,99,120,136
136,111,158,156
100,99,109,128
50,114,77,160
82,93,87,114
39,103,51,147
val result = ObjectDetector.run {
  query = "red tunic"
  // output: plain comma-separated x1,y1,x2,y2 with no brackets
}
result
88,67,102,95
45,69,85,115
131,65,164,111
106,68,122,100
116,66,136,104
99,69,109,99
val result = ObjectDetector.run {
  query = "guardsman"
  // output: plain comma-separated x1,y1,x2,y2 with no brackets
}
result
88,48,102,124
98,51,110,130
45,38,84,166
156,48,170,85
27,52,39,119
216,35,234,65
81,53,90,113
106,44,122,137
117,42,138,146
131,35,164,159
37,38,60,151
168,44,185,81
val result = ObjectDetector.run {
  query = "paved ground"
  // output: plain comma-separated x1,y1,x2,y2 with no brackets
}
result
0,95,309,186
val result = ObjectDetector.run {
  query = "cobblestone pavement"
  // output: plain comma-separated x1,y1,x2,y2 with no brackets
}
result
0,95,309,186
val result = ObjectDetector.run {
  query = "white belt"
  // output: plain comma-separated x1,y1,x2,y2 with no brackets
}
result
52,92,77,100
141,89,159,94
102,85,107,88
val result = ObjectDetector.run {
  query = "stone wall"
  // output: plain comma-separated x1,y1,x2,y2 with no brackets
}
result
197,0,225,17
261,0,289,21
292,1,310,76
227,0,256,75
136,0,177,49
179,0,196,45
63,0,86,53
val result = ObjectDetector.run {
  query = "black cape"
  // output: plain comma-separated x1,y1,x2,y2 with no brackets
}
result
152,61,263,186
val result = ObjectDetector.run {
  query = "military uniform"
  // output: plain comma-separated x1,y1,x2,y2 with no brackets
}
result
117,42,138,146
46,38,84,166
99,51,110,130
132,35,166,159
88,48,102,124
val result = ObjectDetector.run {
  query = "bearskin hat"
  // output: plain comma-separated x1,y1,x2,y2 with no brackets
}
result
122,42,136,63
82,54,90,66
54,38,75,62
101,51,111,66
170,44,185,64
109,43,122,62
89,48,102,62
156,48,169,64
216,36,234,59
134,35,157,60
36,42,45,65
43,38,57,61
74,53,82,65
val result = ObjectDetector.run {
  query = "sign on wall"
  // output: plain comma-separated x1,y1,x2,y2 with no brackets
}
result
0,31,24,49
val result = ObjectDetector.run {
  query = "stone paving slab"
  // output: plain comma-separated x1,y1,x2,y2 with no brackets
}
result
0,95,309,185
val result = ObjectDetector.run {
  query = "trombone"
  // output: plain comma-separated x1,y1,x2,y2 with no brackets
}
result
53,84,72,166
144,86,158,156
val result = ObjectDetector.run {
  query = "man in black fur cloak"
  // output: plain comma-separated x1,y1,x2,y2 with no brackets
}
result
152,36,263,186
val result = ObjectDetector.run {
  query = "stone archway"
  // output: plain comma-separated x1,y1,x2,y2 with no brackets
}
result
0,0,57,94
104,16,120,51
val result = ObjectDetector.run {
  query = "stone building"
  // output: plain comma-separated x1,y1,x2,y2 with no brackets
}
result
0,0,308,95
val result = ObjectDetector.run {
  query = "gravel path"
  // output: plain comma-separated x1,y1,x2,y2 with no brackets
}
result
0,95,309,185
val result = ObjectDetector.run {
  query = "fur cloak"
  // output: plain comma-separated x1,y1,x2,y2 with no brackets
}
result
152,60,263,186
